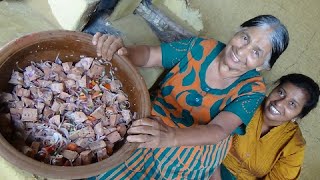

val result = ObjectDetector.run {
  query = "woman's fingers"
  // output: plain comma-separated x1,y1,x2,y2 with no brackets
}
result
127,116,175,148
92,32,127,60
131,118,160,127
127,135,160,149
127,134,153,143
92,32,102,45
96,34,109,57
127,125,159,136
117,47,128,56
106,37,123,60
100,35,114,60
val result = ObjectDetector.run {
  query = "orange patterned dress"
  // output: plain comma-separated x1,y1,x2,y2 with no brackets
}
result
91,37,266,180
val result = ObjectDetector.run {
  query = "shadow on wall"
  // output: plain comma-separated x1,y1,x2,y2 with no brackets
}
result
96,0,119,15
83,0,121,35
83,0,194,43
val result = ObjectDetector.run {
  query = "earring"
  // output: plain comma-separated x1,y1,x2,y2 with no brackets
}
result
291,118,299,123
256,67,263,71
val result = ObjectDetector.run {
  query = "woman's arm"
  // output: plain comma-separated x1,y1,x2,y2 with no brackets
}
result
127,111,242,148
92,32,163,67
125,46,162,67
128,86,265,148
174,111,242,146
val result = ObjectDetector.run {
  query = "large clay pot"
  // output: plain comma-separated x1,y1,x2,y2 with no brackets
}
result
0,30,151,179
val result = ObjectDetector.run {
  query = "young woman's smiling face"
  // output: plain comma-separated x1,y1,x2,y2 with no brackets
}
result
263,82,309,126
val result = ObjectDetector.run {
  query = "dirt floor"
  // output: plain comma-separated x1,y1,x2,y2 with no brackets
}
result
0,2,62,179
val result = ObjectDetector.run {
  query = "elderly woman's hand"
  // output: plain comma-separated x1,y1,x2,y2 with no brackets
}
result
127,116,176,148
92,32,128,60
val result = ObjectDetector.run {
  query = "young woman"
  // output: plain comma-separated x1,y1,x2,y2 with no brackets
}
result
212,73,319,180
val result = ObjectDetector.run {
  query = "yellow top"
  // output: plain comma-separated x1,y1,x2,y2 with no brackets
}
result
223,107,305,180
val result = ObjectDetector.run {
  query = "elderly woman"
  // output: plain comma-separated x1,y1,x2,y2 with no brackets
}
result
211,73,319,180
90,15,289,179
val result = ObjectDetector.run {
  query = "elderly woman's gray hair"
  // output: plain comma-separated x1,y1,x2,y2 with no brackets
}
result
240,15,289,69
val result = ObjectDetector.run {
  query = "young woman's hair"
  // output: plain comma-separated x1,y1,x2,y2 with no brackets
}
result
240,15,289,69
277,73,320,118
